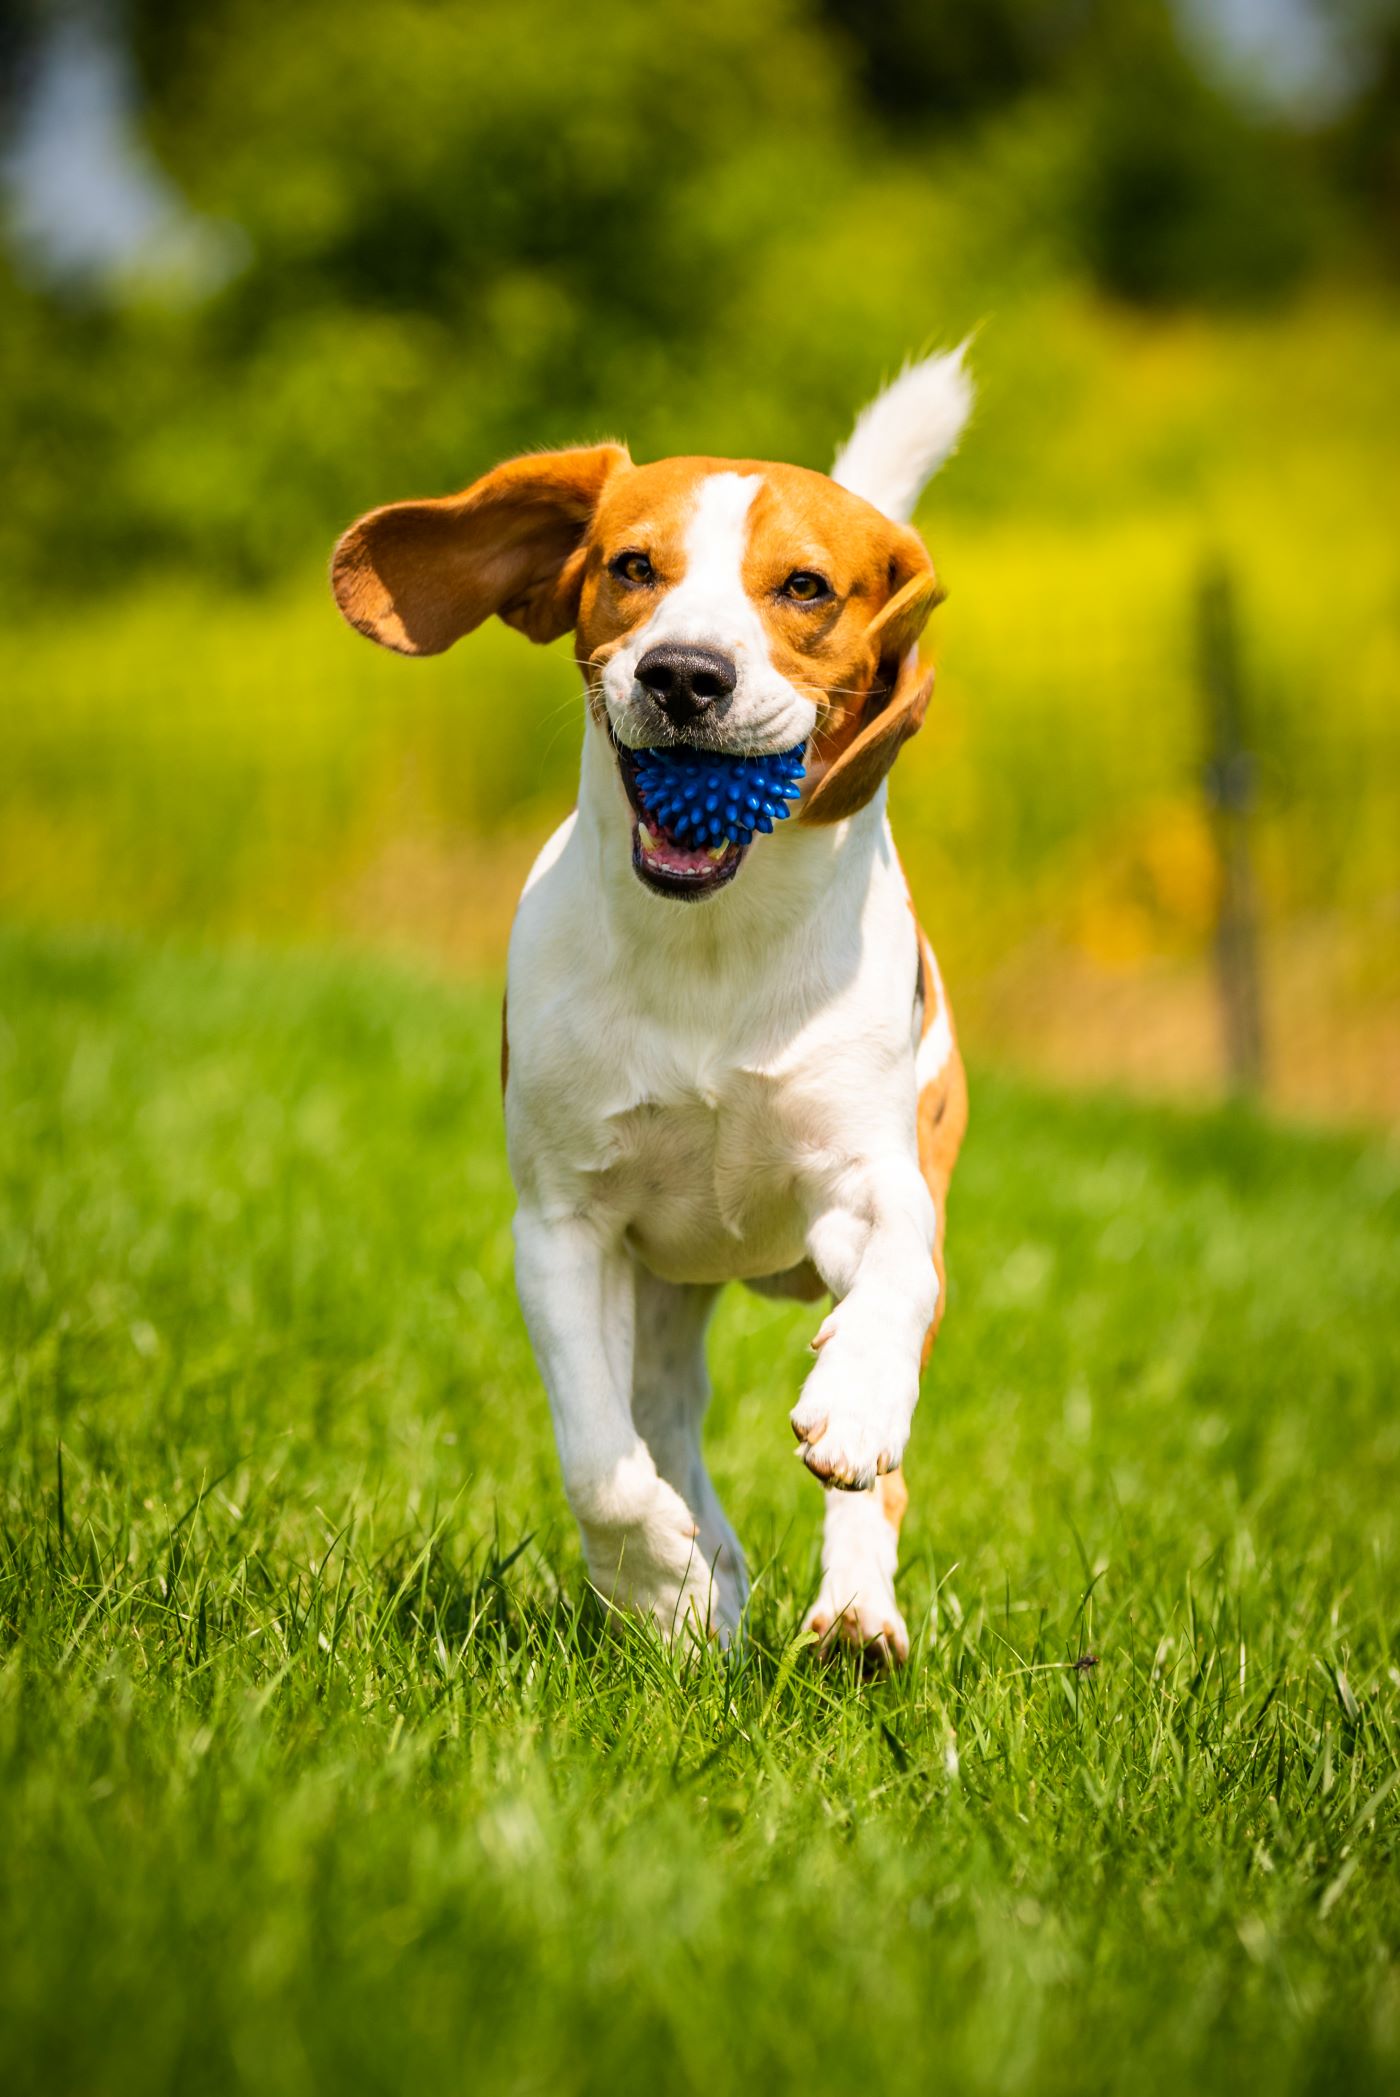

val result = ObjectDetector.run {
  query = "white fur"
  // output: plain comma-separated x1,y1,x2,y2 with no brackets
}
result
602,471,816,756
831,344,973,524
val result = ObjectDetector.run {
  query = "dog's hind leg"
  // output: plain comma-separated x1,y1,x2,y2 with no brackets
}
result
630,1268,749,1640
805,1470,910,1666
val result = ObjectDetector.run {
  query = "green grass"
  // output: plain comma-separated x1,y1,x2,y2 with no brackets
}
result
2,925,1397,2097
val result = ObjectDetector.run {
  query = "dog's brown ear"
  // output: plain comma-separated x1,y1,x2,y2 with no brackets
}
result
866,563,945,676
801,648,936,826
331,443,630,655
801,530,944,825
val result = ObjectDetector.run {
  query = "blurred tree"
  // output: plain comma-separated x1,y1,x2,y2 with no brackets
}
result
0,0,1394,594
826,0,1336,304
0,0,44,114
817,0,1097,124
1333,4,1400,268
1072,4,1330,303
9,0,897,583
119,0,858,420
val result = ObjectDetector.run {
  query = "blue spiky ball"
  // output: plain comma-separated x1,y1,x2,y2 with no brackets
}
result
631,743,806,849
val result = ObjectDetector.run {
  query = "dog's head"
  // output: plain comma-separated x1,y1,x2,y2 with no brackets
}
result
333,348,971,901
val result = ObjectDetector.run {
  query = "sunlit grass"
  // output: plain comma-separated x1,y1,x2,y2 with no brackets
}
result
1,926,1397,2096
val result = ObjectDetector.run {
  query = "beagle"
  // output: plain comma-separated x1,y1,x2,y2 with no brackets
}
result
332,349,971,1665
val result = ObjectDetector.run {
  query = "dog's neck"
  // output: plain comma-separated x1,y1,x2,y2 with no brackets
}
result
572,720,890,982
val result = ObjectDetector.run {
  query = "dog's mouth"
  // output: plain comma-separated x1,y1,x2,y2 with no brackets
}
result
611,733,806,902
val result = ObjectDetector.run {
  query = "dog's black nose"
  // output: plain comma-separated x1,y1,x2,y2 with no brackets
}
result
634,644,738,726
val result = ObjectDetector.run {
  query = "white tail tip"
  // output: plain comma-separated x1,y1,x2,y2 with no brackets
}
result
831,342,974,524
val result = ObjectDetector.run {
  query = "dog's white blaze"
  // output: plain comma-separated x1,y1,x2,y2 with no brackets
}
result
638,471,765,657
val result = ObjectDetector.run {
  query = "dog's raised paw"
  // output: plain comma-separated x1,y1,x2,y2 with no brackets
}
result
789,1311,916,1489
791,1419,888,1490
789,1384,908,1491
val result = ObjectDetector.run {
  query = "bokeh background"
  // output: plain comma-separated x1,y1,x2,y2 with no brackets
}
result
2,0,1397,1123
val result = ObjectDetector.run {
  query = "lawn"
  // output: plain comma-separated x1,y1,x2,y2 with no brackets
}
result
1,926,1397,2097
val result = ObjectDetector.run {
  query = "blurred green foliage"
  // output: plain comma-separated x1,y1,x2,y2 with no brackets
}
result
3,288,1396,1121
1,0,1397,591
1,0,1397,1116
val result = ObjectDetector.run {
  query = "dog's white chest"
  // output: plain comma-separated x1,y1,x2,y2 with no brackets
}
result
505,802,923,1288
591,1071,814,1284
508,986,823,1283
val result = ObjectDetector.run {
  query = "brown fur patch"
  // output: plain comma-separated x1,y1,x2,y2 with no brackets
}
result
877,1468,910,1537
332,444,630,656
913,925,968,1370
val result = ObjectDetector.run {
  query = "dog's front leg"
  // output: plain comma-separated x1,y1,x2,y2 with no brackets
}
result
790,1158,938,1492
513,1208,724,1643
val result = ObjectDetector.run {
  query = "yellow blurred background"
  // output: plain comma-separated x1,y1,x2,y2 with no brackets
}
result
2,0,1397,1123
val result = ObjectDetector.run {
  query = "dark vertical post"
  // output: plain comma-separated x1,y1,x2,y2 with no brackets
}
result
1197,559,1265,1096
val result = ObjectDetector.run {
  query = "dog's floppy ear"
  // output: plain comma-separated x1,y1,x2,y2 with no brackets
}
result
801,533,944,826
801,648,936,826
331,443,630,656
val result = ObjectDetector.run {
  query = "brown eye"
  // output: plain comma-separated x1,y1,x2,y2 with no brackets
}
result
781,570,831,604
610,551,655,588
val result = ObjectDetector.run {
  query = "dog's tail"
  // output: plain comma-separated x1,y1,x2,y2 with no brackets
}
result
831,343,973,525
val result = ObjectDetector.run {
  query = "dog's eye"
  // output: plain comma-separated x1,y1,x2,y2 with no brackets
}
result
780,570,832,604
610,551,655,588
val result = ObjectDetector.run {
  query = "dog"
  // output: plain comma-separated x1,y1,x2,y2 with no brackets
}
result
331,349,971,1665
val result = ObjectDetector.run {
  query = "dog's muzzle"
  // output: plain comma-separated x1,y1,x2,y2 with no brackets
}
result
611,731,806,902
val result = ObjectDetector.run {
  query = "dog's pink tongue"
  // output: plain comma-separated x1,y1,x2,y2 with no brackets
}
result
637,822,731,878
